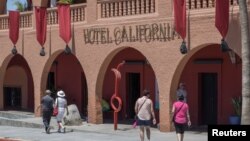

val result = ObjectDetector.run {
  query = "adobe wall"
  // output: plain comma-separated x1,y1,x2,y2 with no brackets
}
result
0,0,245,131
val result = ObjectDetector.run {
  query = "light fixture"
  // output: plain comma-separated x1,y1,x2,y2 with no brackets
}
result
180,41,187,54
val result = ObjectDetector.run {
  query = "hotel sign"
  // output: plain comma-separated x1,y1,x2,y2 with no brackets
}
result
83,23,178,45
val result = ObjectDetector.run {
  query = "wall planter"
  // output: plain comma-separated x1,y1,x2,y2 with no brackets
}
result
229,96,242,125
229,115,241,125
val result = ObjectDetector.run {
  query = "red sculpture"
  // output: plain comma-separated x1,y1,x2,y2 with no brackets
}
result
110,61,125,130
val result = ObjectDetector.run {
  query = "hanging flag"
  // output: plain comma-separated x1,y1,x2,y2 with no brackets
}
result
58,4,71,54
174,0,186,39
215,0,229,38
35,7,47,56
9,11,20,55
215,0,230,52
173,0,187,54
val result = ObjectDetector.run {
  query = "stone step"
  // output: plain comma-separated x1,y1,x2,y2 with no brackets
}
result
0,111,34,119
0,117,43,128
0,110,45,129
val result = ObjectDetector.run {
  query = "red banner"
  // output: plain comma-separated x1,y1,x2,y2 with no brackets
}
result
174,0,186,39
215,0,229,38
35,7,47,46
9,11,20,45
58,4,71,44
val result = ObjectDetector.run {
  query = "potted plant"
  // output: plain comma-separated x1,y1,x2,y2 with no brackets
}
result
229,96,242,125
57,0,74,4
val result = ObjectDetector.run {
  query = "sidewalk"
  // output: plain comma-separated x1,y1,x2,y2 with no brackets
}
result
0,111,208,141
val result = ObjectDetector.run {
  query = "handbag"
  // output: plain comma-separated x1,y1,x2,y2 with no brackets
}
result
53,98,58,116
132,120,137,128
53,107,58,116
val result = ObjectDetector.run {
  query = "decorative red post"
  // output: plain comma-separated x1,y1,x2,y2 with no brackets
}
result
110,61,125,130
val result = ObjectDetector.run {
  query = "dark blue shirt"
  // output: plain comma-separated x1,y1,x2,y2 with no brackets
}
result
41,95,54,111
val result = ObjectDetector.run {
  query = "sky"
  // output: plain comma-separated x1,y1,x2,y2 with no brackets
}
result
7,0,27,11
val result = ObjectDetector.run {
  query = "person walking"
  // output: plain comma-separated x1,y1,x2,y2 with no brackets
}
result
55,90,69,133
176,82,187,103
36,89,54,134
172,95,191,141
135,89,156,141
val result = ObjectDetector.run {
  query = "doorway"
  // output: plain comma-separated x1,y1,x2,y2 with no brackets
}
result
126,73,140,119
199,73,218,125
4,87,22,110
81,72,88,118
47,72,56,99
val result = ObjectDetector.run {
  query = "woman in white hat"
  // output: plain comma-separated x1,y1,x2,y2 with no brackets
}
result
54,90,69,133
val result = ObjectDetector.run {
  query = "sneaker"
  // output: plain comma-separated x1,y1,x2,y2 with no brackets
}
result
46,127,50,134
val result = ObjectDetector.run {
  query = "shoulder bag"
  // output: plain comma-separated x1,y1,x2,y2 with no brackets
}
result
133,98,147,128
172,102,184,122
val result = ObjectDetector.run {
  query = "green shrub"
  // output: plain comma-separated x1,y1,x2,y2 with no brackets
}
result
58,0,74,4
232,96,242,116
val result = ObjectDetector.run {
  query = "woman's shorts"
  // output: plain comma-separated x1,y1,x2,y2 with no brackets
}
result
174,122,187,134
137,119,151,126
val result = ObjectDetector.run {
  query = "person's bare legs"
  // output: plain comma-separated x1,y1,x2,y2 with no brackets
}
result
176,133,184,141
139,126,145,141
180,133,184,141
57,121,61,132
176,133,181,141
145,126,151,141
58,121,66,133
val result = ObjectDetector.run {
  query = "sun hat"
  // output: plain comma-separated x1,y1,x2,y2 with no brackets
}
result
57,90,65,97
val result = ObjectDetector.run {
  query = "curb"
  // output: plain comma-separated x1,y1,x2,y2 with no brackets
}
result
0,117,43,129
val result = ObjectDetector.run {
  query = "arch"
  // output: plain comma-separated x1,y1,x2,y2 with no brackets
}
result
170,43,217,103
40,50,88,115
0,54,34,111
170,43,242,125
97,46,158,123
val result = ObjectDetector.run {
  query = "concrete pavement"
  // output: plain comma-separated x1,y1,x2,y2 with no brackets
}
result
0,125,207,141
0,111,207,141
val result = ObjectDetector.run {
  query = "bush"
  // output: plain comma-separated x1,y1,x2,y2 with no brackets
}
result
232,96,242,116
58,0,73,4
